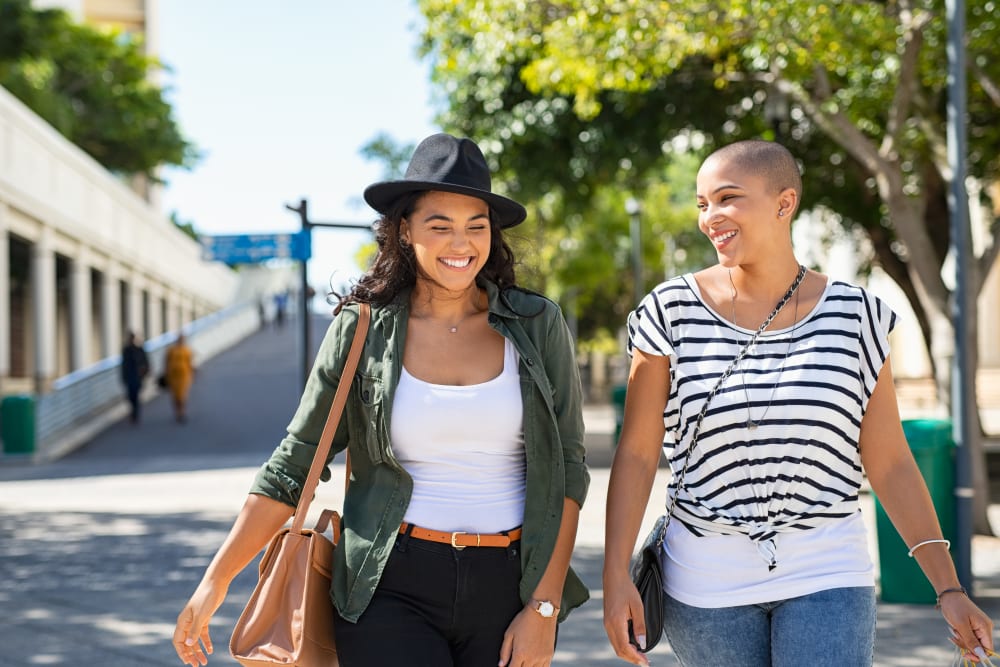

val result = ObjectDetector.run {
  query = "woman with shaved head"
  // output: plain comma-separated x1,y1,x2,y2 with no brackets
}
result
603,140,994,666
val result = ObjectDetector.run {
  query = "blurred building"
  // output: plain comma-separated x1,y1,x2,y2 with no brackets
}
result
34,0,157,49
1,1,236,395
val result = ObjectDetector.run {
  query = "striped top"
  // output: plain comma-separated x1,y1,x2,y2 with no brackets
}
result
628,274,896,569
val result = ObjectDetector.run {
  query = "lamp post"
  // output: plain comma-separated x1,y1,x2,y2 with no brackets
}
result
945,0,973,590
625,197,643,307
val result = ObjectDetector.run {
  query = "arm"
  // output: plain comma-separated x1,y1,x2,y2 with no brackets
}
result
499,498,580,667
172,310,359,666
603,349,670,666
172,494,294,666
860,357,994,661
499,301,587,666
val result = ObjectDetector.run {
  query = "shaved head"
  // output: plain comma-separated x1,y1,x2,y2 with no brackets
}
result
702,140,802,202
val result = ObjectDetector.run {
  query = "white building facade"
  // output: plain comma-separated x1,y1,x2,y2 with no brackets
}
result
0,85,237,395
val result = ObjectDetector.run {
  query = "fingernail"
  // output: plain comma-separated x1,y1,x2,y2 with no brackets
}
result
637,634,646,650
184,638,194,646
975,647,988,659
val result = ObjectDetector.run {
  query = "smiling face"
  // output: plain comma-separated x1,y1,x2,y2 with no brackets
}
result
400,190,492,295
696,156,796,268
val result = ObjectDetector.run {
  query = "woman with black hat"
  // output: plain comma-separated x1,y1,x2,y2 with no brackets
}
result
173,134,590,667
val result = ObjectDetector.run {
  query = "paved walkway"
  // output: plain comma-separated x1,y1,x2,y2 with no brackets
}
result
1,317,999,666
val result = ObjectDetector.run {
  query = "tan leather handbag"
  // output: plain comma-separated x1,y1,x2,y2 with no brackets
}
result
230,303,370,667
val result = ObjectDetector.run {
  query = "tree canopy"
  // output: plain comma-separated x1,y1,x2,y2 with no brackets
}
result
418,0,1000,367
417,0,1000,526
0,0,196,178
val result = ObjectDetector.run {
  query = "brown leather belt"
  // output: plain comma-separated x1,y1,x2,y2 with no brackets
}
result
399,523,522,550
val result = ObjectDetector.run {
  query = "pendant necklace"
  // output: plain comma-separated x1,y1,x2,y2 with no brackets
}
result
729,266,805,430
444,291,486,333
447,310,480,333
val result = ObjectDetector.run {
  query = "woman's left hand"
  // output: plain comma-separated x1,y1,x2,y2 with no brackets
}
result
941,593,995,663
498,606,558,667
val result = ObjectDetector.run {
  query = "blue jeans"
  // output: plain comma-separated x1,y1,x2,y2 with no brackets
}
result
663,586,876,667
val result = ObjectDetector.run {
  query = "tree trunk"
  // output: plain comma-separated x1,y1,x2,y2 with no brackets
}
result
880,188,994,535
965,306,992,535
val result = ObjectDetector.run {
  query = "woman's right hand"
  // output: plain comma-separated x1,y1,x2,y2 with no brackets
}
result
603,572,652,666
173,580,228,666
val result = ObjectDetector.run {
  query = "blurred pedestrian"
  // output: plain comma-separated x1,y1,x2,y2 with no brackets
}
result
257,296,267,330
603,139,995,666
120,331,149,425
164,333,196,423
273,291,287,328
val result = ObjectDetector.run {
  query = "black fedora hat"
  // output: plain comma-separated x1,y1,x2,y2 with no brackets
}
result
363,133,527,228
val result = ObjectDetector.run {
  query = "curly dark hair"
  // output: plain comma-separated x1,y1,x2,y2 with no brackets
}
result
331,191,518,313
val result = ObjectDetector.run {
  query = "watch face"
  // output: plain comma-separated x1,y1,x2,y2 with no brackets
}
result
538,601,555,617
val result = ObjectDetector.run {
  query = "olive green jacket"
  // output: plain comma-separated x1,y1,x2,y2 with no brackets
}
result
249,281,590,622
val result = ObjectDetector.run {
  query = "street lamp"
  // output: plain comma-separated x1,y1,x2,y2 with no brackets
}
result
625,197,643,307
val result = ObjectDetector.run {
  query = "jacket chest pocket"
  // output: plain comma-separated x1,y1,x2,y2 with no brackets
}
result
353,374,387,464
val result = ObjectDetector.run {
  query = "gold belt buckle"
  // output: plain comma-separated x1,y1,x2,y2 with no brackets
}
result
450,531,483,549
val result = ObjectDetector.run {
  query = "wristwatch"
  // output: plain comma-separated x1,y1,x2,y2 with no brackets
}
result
530,599,559,618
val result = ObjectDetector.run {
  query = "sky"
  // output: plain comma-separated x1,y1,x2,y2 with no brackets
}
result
156,1,438,294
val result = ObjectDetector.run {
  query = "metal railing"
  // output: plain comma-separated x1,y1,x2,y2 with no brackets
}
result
30,303,259,460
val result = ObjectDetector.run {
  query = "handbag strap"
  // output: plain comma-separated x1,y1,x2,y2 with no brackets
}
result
290,303,371,534
655,265,806,545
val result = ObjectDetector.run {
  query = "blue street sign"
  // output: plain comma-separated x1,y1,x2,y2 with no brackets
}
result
201,231,312,264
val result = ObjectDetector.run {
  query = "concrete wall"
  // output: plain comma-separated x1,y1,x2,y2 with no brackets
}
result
0,84,237,393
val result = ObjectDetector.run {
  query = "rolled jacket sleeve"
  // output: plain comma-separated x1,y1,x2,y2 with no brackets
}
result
543,302,589,508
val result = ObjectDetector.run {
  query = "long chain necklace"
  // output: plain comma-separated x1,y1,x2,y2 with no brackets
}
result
729,265,806,430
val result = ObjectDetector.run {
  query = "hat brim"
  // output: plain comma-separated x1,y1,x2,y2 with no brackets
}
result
364,181,526,229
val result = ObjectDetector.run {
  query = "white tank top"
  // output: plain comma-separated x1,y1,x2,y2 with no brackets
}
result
391,338,526,533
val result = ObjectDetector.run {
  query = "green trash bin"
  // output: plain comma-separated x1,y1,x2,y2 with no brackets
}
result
874,418,955,604
611,384,627,446
1,394,36,455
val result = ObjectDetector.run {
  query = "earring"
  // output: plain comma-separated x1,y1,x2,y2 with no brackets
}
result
777,210,785,217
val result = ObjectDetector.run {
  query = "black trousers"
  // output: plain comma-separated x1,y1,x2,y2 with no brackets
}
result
125,382,141,422
333,531,523,666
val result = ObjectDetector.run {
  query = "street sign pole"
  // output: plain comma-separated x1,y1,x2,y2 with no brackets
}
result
284,199,312,393
946,0,973,590
284,198,372,390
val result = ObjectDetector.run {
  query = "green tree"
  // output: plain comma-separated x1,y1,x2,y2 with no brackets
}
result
0,0,196,178
418,0,1000,530
169,210,199,242
360,133,416,180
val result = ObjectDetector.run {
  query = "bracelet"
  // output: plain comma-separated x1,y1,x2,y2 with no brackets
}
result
907,538,951,557
935,586,968,609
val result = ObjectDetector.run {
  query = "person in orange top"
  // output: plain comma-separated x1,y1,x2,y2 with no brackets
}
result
164,333,196,423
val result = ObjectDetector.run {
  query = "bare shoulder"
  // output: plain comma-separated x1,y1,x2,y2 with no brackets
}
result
691,264,723,284
802,267,830,297
799,268,831,314
690,265,728,309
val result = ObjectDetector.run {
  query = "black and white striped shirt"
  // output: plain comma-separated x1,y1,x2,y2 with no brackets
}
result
629,274,896,569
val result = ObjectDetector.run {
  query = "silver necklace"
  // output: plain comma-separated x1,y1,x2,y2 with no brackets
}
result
729,266,805,430
445,293,486,333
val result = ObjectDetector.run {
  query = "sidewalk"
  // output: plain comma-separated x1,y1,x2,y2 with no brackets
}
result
0,324,998,665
